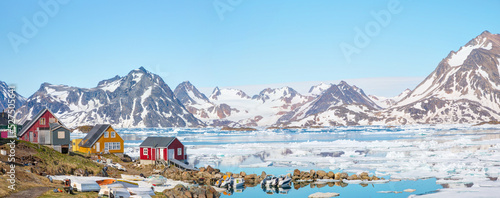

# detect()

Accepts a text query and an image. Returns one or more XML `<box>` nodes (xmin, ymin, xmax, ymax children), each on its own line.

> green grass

<box><xmin>39</xmin><ymin>190</ymin><xmax>98</xmax><ymax>198</ymax></box>
<box><xmin>21</xmin><ymin>140</ymin><xmax>104</xmax><ymax>175</ymax></box>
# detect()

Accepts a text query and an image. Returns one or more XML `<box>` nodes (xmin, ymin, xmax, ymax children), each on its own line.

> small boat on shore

<box><xmin>232</xmin><ymin>178</ymin><xmax>245</xmax><ymax>188</ymax></box>
<box><xmin>121</xmin><ymin>174</ymin><xmax>145</xmax><ymax>181</ymax></box>
<box><xmin>215</xmin><ymin>174</ymin><xmax>245</xmax><ymax>189</ymax></box>
<box><xmin>72</xmin><ymin>180</ymin><xmax>101</xmax><ymax>192</ymax></box>
<box><xmin>261</xmin><ymin>175</ymin><xmax>278</xmax><ymax>186</ymax></box>
<box><xmin>147</xmin><ymin>175</ymin><xmax>168</xmax><ymax>186</ymax></box>
<box><xmin>277</xmin><ymin>175</ymin><xmax>292</xmax><ymax>187</ymax></box>
<box><xmin>98</xmin><ymin>183</ymin><xmax>131</xmax><ymax>198</ymax></box>
<box><xmin>261</xmin><ymin>175</ymin><xmax>291</xmax><ymax>187</ymax></box>
<box><xmin>96</xmin><ymin>179</ymin><xmax>116</xmax><ymax>186</ymax></box>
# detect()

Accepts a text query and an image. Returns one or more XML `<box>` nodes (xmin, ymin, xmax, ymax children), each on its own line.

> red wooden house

<box><xmin>18</xmin><ymin>108</ymin><xmax>71</xmax><ymax>153</ymax></box>
<box><xmin>139</xmin><ymin>137</ymin><xmax>186</xmax><ymax>165</ymax></box>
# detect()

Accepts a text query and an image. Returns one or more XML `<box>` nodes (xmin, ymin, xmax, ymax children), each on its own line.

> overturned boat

<box><xmin>260</xmin><ymin>175</ymin><xmax>278</xmax><ymax>187</ymax></box>
<box><xmin>96</xmin><ymin>179</ymin><xmax>117</xmax><ymax>186</ymax></box>
<box><xmin>121</xmin><ymin>174</ymin><xmax>145</xmax><ymax>181</ymax></box>
<box><xmin>277</xmin><ymin>175</ymin><xmax>292</xmax><ymax>187</ymax></box>
<box><xmin>261</xmin><ymin>175</ymin><xmax>291</xmax><ymax>187</ymax></box>
<box><xmin>146</xmin><ymin>175</ymin><xmax>168</xmax><ymax>186</ymax></box>
<box><xmin>215</xmin><ymin>174</ymin><xmax>245</xmax><ymax>189</ymax></box>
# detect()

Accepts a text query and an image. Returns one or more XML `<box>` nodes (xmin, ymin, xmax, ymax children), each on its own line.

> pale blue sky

<box><xmin>1</xmin><ymin>0</ymin><xmax>499</xmax><ymax>97</ymax></box>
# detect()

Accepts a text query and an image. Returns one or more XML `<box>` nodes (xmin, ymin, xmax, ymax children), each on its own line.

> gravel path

<box><xmin>6</xmin><ymin>187</ymin><xmax>52</xmax><ymax>198</ymax></box>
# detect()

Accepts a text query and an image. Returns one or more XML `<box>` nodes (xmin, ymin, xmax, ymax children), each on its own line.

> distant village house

<box><xmin>139</xmin><ymin>137</ymin><xmax>186</xmax><ymax>165</ymax></box>
<box><xmin>74</xmin><ymin>124</ymin><xmax>124</xmax><ymax>154</ymax></box>
<box><xmin>17</xmin><ymin>108</ymin><xmax>70</xmax><ymax>153</ymax></box>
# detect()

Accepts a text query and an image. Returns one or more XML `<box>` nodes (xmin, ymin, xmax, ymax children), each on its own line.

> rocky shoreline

<box><xmin>156</xmin><ymin>165</ymin><xmax>385</xmax><ymax>197</ymax></box>
<box><xmin>162</xmin><ymin>165</ymin><xmax>383</xmax><ymax>185</ymax></box>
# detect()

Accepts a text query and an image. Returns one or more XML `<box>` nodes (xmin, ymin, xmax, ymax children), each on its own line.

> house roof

<box><xmin>49</xmin><ymin>123</ymin><xmax>68</xmax><ymax>131</ymax></box>
<box><xmin>79</xmin><ymin>124</ymin><xmax>111</xmax><ymax>148</ymax></box>
<box><xmin>139</xmin><ymin>137</ymin><xmax>177</xmax><ymax>148</ymax></box>
<box><xmin>22</xmin><ymin>120</ymin><xmax>31</xmax><ymax>126</ymax></box>
<box><xmin>18</xmin><ymin>108</ymin><xmax>64</xmax><ymax>137</ymax></box>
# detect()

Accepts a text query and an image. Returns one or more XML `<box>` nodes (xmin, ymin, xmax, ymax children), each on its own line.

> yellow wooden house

<box><xmin>76</xmin><ymin>124</ymin><xmax>124</xmax><ymax>154</ymax></box>
<box><xmin>71</xmin><ymin>138</ymin><xmax>83</xmax><ymax>152</ymax></box>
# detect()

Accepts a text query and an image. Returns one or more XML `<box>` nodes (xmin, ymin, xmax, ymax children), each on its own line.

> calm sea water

<box><xmin>70</xmin><ymin>125</ymin><xmax>500</xmax><ymax>197</ymax></box>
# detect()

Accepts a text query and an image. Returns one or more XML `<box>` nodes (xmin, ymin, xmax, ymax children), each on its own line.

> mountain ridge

<box><xmin>15</xmin><ymin>67</ymin><xmax>205</xmax><ymax>128</ymax></box>
<box><xmin>5</xmin><ymin>31</ymin><xmax>500</xmax><ymax>128</ymax></box>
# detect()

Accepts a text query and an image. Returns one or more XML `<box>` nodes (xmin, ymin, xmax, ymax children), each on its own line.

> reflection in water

<box><xmin>222</xmin><ymin>187</ymin><xmax>245</xmax><ymax>196</ymax></box>
<box><xmin>262</xmin><ymin>186</ymin><xmax>291</xmax><ymax>195</ymax></box>
<box><xmin>293</xmin><ymin>181</ymin><xmax>349</xmax><ymax>190</ymax></box>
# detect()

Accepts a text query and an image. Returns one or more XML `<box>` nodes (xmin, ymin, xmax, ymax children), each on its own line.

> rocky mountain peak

<box><xmin>210</xmin><ymin>88</ymin><xmax>249</xmax><ymax>101</ymax></box>
<box><xmin>475</xmin><ymin>30</ymin><xmax>494</xmax><ymax>41</ymax></box>
<box><xmin>387</xmin><ymin>31</ymin><xmax>500</xmax><ymax>125</ymax></box>
<box><xmin>308</xmin><ymin>82</ymin><xmax>332</xmax><ymax>96</ymax></box>
<box><xmin>253</xmin><ymin>86</ymin><xmax>300</xmax><ymax>102</ymax></box>
<box><xmin>0</xmin><ymin>81</ymin><xmax>26</xmax><ymax>111</ymax></box>
<box><xmin>39</xmin><ymin>82</ymin><xmax>52</xmax><ymax>90</ymax></box>
<box><xmin>98</xmin><ymin>75</ymin><xmax>121</xmax><ymax>86</ymax></box>
<box><xmin>210</xmin><ymin>87</ymin><xmax>221</xmax><ymax>100</ymax></box>
<box><xmin>174</xmin><ymin>81</ymin><xmax>210</xmax><ymax>105</ymax></box>
<box><xmin>16</xmin><ymin>67</ymin><xmax>204</xmax><ymax>128</ymax></box>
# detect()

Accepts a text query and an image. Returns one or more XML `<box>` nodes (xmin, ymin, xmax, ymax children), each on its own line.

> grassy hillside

<box><xmin>0</xmin><ymin>139</ymin><xmax>105</xmax><ymax>196</ymax></box>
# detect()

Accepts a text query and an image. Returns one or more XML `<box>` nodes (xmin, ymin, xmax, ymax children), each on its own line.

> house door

<box><xmin>168</xmin><ymin>149</ymin><xmax>174</xmax><ymax>159</ymax></box>
<box><xmin>96</xmin><ymin>142</ymin><xmax>100</xmax><ymax>152</ymax></box>
<box><xmin>29</xmin><ymin>132</ymin><xmax>33</xmax><ymax>142</ymax></box>
<box><xmin>159</xmin><ymin>148</ymin><xmax>164</xmax><ymax>160</ymax></box>
<box><xmin>156</xmin><ymin>148</ymin><xmax>160</xmax><ymax>160</ymax></box>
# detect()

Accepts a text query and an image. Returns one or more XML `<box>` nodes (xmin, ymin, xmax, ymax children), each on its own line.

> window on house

<box><xmin>104</xmin><ymin>142</ymin><xmax>109</xmax><ymax>151</ymax></box>
<box><xmin>111</xmin><ymin>131</ymin><xmax>115</xmax><ymax>138</ymax></box>
<box><xmin>177</xmin><ymin>148</ymin><xmax>182</xmax><ymax>155</ymax></box>
<box><xmin>143</xmin><ymin>148</ymin><xmax>148</xmax><ymax>155</ymax></box>
<box><xmin>113</xmin><ymin>142</ymin><xmax>120</xmax><ymax>150</ymax></box>
<box><xmin>104</xmin><ymin>131</ymin><xmax>109</xmax><ymax>138</ymax></box>
<box><xmin>40</xmin><ymin>118</ymin><xmax>45</xmax><ymax>125</ymax></box>
<box><xmin>58</xmin><ymin>131</ymin><xmax>65</xmax><ymax>139</ymax></box>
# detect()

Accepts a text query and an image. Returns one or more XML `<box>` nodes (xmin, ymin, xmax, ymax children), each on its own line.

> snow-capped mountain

<box><xmin>383</xmin><ymin>31</ymin><xmax>500</xmax><ymax>124</ymax></box>
<box><xmin>174</xmin><ymin>82</ymin><xmax>313</xmax><ymax>126</ymax></box>
<box><xmin>308</xmin><ymin>82</ymin><xmax>333</xmax><ymax>96</ymax></box>
<box><xmin>174</xmin><ymin>81</ymin><xmax>210</xmax><ymax>106</ymax></box>
<box><xmin>173</xmin><ymin>82</ymin><xmax>234</xmax><ymax>122</ymax></box>
<box><xmin>0</xmin><ymin>81</ymin><xmax>26</xmax><ymax>111</ymax></box>
<box><xmin>16</xmin><ymin>67</ymin><xmax>204</xmax><ymax>128</ymax></box>
<box><xmin>276</xmin><ymin>81</ymin><xmax>381</xmax><ymax>127</ymax></box>
<box><xmin>369</xmin><ymin>88</ymin><xmax>411</xmax><ymax>109</ymax></box>
<box><xmin>12</xmin><ymin>31</ymin><xmax>500</xmax><ymax>128</ymax></box>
